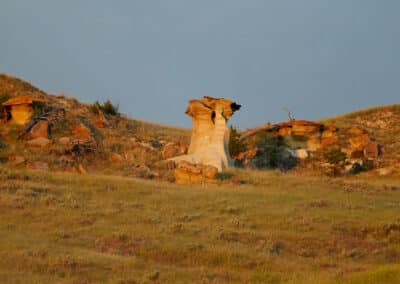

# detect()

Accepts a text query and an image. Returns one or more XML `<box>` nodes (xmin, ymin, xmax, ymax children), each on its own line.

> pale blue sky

<box><xmin>1</xmin><ymin>1</ymin><xmax>399</xmax><ymax>128</ymax></box>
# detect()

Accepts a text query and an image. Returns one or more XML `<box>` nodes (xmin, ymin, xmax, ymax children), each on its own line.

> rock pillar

<box><xmin>171</xmin><ymin>96</ymin><xmax>240</xmax><ymax>171</ymax></box>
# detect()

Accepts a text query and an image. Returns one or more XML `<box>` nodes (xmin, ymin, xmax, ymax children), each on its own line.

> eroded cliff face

<box><xmin>171</xmin><ymin>96</ymin><xmax>241</xmax><ymax>172</ymax></box>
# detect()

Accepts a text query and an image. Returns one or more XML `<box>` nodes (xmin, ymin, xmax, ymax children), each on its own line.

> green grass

<box><xmin>1</xmin><ymin>167</ymin><xmax>400</xmax><ymax>283</ymax></box>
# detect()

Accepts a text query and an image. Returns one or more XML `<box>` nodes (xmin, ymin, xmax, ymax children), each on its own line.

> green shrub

<box><xmin>90</xmin><ymin>100</ymin><xmax>119</xmax><ymax>116</ymax></box>
<box><xmin>229</xmin><ymin>126</ymin><xmax>246</xmax><ymax>157</ymax></box>
<box><xmin>100</xmin><ymin>100</ymin><xmax>119</xmax><ymax>115</ymax></box>
<box><xmin>0</xmin><ymin>91</ymin><xmax>11</xmax><ymax>119</ymax></box>
<box><xmin>216</xmin><ymin>171</ymin><xmax>235</xmax><ymax>181</ymax></box>
<box><xmin>323</xmin><ymin>147</ymin><xmax>346</xmax><ymax>165</ymax></box>
<box><xmin>252</xmin><ymin>133</ymin><xmax>297</xmax><ymax>171</ymax></box>
<box><xmin>32</xmin><ymin>104</ymin><xmax>45</xmax><ymax>117</ymax></box>
<box><xmin>89</xmin><ymin>101</ymin><xmax>101</xmax><ymax>115</ymax></box>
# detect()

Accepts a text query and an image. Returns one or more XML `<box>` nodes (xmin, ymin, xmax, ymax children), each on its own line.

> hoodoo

<box><xmin>171</xmin><ymin>96</ymin><xmax>241</xmax><ymax>172</ymax></box>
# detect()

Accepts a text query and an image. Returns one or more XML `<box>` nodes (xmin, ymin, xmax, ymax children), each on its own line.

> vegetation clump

<box><xmin>252</xmin><ymin>133</ymin><xmax>297</xmax><ymax>171</ymax></box>
<box><xmin>90</xmin><ymin>100</ymin><xmax>119</xmax><ymax>116</ymax></box>
<box><xmin>323</xmin><ymin>147</ymin><xmax>347</xmax><ymax>166</ymax></box>
<box><xmin>0</xmin><ymin>91</ymin><xmax>10</xmax><ymax>119</ymax></box>
<box><xmin>228</xmin><ymin>126</ymin><xmax>246</xmax><ymax>158</ymax></box>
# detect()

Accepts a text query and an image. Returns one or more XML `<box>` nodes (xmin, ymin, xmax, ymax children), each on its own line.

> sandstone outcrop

<box><xmin>162</xmin><ymin>142</ymin><xmax>188</xmax><ymax>159</ymax></box>
<box><xmin>240</xmin><ymin>119</ymin><xmax>382</xmax><ymax>175</ymax></box>
<box><xmin>26</xmin><ymin>137</ymin><xmax>51</xmax><ymax>148</ymax></box>
<box><xmin>2</xmin><ymin>95</ymin><xmax>45</xmax><ymax>125</ymax></box>
<box><xmin>174</xmin><ymin>160</ymin><xmax>218</xmax><ymax>184</ymax></box>
<box><xmin>29</xmin><ymin>120</ymin><xmax>50</xmax><ymax>138</ymax></box>
<box><xmin>240</xmin><ymin>120</ymin><xmax>337</xmax><ymax>163</ymax></box>
<box><xmin>170</xmin><ymin>96</ymin><xmax>241</xmax><ymax>171</ymax></box>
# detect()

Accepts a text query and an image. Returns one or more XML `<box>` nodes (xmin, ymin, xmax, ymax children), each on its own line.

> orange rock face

<box><xmin>8</xmin><ymin>104</ymin><xmax>33</xmax><ymax>125</ymax></box>
<box><xmin>26</xmin><ymin>137</ymin><xmax>51</xmax><ymax>148</ymax></box>
<box><xmin>2</xmin><ymin>95</ymin><xmax>34</xmax><ymax>106</ymax></box>
<box><xmin>364</xmin><ymin>141</ymin><xmax>380</xmax><ymax>158</ymax></box>
<box><xmin>91</xmin><ymin>112</ymin><xmax>107</xmax><ymax>128</ymax></box>
<box><xmin>72</xmin><ymin>124</ymin><xmax>92</xmax><ymax>139</ymax></box>
<box><xmin>162</xmin><ymin>142</ymin><xmax>187</xmax><ymax>159</ymax></box>
<box><xmin>2</xmin><ymin>95</ymin><xmax>45</xmax><ymax>125</ymax></box>
<box><xmin>30</xmin><ymin>120</ymin><xmax>49</xmax><ymax>138</ymax></box>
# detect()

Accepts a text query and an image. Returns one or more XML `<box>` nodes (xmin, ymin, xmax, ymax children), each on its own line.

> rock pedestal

<box><xmin>170</xmin><ymin>96</ymin><xmax>241</xmax><ymax>172</ymax></box>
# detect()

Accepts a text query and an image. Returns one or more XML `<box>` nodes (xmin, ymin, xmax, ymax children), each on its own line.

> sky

<box><xmin>0</xmin><ymin>1</ymin><xmax>399</xmax><ymax>129</ymax></box>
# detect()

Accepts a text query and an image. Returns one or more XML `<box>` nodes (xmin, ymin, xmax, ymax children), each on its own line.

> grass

<box><xmin>319</xmin><ymin>103</ymin><xmax>400</xmax><ymax>128</ymax></box>
<box><xmin>1</xmin><ymin>166</ymin><xmax>400</xmax><ymax>283</ymax></box>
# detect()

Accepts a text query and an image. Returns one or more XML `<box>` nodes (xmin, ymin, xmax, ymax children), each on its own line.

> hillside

<box><xmin>0</xmin><ymin>74</ymin><xmax>191</xmax><ymax>179</ymax></box>
<box><xmin>1</xmin><ymin>74</ymin><xmax>399</xmax><ymax>180</ymax></box>
<box><xmin>320</xmin><ymin>104</ymin><xmax>400</xmax><ymax>169</ymax></box>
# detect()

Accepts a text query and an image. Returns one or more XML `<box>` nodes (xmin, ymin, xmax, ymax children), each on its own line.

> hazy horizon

<box><xmin>1</xmin><ymin>1</ymin><xmax>399</xmax><ymax>128</ymax></box>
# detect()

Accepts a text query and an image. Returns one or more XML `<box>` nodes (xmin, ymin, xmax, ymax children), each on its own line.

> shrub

<box><xmin>0</xmin><ymin>91</ymin><xmax>11</xmax><ymax>119</ymax></box>
<box><xmin>252</xmin><ymin>133</ymin><xmax>297</xmax><ymax>171</ymax></box>
<box><xmin>229</xmin><ymin>126</ymin><xmax>246</xmax><ymax>157</ymax></box>
<box><xmin>100</xmin><ymin>100</ymin><xmax>119</xmax><ymax>115</ymax></box>
<box><xmin>216</xmin><ymin>171</ymin><xmax>235</xmax><ymax>181</ymax></box>
<box><xmin>32</xmin><ymin>104</ymin><xmax>45</xmax><ymax>117</ymax></box>
<box><xmin>89</xmin><ymin>101</ymin><xmax>101</xmax><ymax>115</ymax></box>
<box><xmin>90</xmin><ymin>100</ymin><xmax>119</xmax><ymax>116</ymax></box>
<box><xmin>323</xmin><ymin>148</ymin><xmax>346</xmax><ymax>165</ymax></box>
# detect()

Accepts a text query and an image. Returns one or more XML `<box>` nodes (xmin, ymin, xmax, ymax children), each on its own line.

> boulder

<box><xmin>58</xmin><ymin>137</ymin><xmax>71</xmax><ymax>145</ymax></box>
<box><xmin>174</xmin><ymin>161</ymin><xmax>218</xmax><ymax>184</ymax></box>
<box><xmin>10</xmin><ymin>155</ymin><xmax>25</xmax><ymax>166</ymax></box>
<box><xmin>27</xmin><ymin>137</ymin><xmax>51</xmax><ymax>148</ymax></box>
<box><xmin>291</xmin><ymin>149</ymin><xmax>309</xmax><ymax>159</ymax></box>
<box><xmin>78</xmin><ymin>164</ymin><xmax>87</xmax><ymax>174</ymax></box>
<box><xmin>364</xmin><ymin>141</ymin><xmax>380</xmax><ymax>158</ymax></box>
<box><xmin>348</xmin><ymin>134</ymin><xmax>369</xmax><ymax>152</ymax></box>
<box><xmin>321</xmin><ymin>125</ymin><xmax>337</xmax><ymax>138</ymax></box>
<box><xmin>58</xmin><ymin>155</ymin><xmax>74</xmax><ymax>164</ymax></box>
<box><xmin>29</xmin><ymin>120</ymin><xmax>50</xmax><ymax>138</ymax></box>
<box><xmin>110</xmin><ymin>153</ymin><xmax>123</xmax><ymax>162</ymax></box>
<box><xmin>376</xmin><ymin>167</ymin><xmax>394</xmax><ymax>176</ymax></box>
<box><xmin>348</xmin><ymin>126</ymin><xmax>366</xmax><ymax>136</ymax></box>
<box><xmin>321</xmin><ymin>136</ymin><xmax>338</xmax><ymax>147</ymax></box>
<box><xmin>28</xmin><ymin>161</ymin><xmax>49</xmax><ymax>171</ymax></box>
<box><xmin>290</xmin><ymin>120</ymin><xmax>322</xmax><ymax>136</ymax></box>
<box><xmin>278</xmin><ymin>127</ymin><xmax>292</xmax><ymax>136</ymax></box>
<box><xmin>72</xmin><ymin>124</ymin><xmax>92</xmax><ymax>139</ymax></box>
<box><xmin>307</xmin><ymin>138</ymin><xmax>321</xmax><ymax>151</ymax></box>
<box><xmin>162</xmin><ymin>142</ymin><xmax>187</xmax><ymax>159</ymax></box>
<box><xmin>91</xmin><ymin>112</ymin><xmax>107</xmax><ymax>128</ymax></box>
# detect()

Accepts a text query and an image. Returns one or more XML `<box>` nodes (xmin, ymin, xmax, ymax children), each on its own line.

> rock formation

<box><xmin>171</xmin><ymin>96</ymin><xmax>241</xmax><ymax>172</ymax></box>
<box><xmin>2</xmin><ymin>96</ymin><xmax>35</xmax><ymax>125</ymax></box>
<box><xmin>174</xmin><ymin>160</ymin><xmax>218</xmax><ymax>184</ymax></box>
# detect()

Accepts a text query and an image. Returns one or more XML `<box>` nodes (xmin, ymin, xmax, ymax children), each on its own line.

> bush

<box><xmin>0</xmin><ymin>91</ymin><xmax>11</xmax><ymax>119</ymax></box>
<box><xmin>101</xmin><ymin>100</ymin><xmax>119</xmax><ymax>115</ymax></box>
<box><xmin>90</xmin><ymin>100</ymin><xmax>119</xmax><ymax>116</ymax></box>
<box><xmin>252</xmin><ymin>134</ymin><xmax>297</xmax><ymax>171</ymax></box>
<box><xmin>89</xmin><ymin>101</ymin><xmax>101</xmax><ymax>115</ymax></box>
<box><xmin>216</xmin><ymin>171</ymin><xmax>235</xmax><ymax>181</ymax></box>
<box><xmin>229</xmin><ymin>126</ymin><xmax>246</xmax><ymax>157</ymax></box>
<box><xmin>323</xmin><ymin>148</ymin><xmax>346</xmax><ymax>165</ymax></box>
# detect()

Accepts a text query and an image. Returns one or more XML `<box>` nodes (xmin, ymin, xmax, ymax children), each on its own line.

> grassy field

<box><xmin>1</xmin><ymin>167</ymin><xmax>400</xmax><ymax>283</ymax></box>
